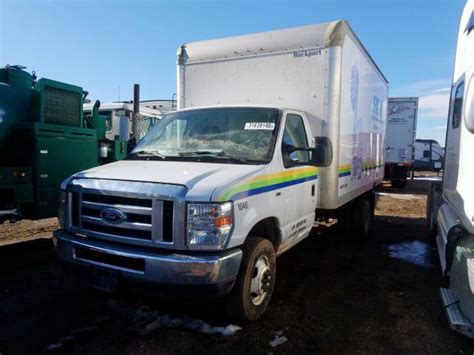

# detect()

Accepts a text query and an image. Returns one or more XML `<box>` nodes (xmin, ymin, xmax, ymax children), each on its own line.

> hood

<box><xmin>70</xmin><ymin>160</ymin><xmax>265</xmax><ymax>202</ymax></box>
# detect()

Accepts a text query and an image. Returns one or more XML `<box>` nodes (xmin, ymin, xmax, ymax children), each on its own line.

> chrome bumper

<box><xmin>54</xmin><ymin>229</ymin><xmax>242</xmax><ymax>287</ymax></box>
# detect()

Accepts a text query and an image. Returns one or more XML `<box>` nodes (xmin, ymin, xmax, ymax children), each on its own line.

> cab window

<box><xmin>452</xmin><ymin>81</ymin><xmax>464</xmax><ymax>129</ymax></box>
<box><xmin>282</xmin><ymin>114</ymin><xmax>309</xmax><ymax>167</ymax></box>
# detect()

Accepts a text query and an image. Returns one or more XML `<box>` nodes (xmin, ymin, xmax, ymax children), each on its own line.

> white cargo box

<box><xmin>384</xmin><ymin>97</ymin><xmax>418</xmax><ymax>165</ymax></box>
<box><xmin>177</xmin><ymin>20</ymin><xmax>388</xmax><ymax>209</ymax></box>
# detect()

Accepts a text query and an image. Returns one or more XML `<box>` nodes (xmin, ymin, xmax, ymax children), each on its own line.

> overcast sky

<box><xmin>0</xmin><ymin>0</ymin><xmax>466</xmax><ymax>144</ymax></box>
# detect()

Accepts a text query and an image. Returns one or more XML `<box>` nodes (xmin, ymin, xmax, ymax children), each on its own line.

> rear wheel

<box><xmin>392</xmin><ymin>179</ymin><xmax>407</xmax><ymax>189</ymax></box>
<box><xmin>352</xmin><ymin>198</ymin><xmax>372</xmax><ymax>239</ymax></box>
<box><xmin>225</xmin><ymin>237</ymin><xmax>276</xmax><ymax>321</ymax></box>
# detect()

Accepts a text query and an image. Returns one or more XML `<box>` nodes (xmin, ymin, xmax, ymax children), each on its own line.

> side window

<box><xmin>281</xmin><ymin>114</ymin><xmax>309</xmax><ymax>167</ymax></box>
<box><xmin>452</xmin><ymin>81</ymin><xmax>465</xmax><ymax>129</ymax></box>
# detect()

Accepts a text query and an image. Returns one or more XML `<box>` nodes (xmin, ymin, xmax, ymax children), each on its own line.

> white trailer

<box><xmin>55</xmin><ymin>20</ymin><xmax>388</xmax><ymax>321</ymax></box>
<box><xmin>427</xmin><ymin>0</ymin><xmax>474</xmax><ymax>338</ymax></box>
<box><xmin>414</xmin><ymin>139</ymin><xmax>444</xmax><ymax>171</ymax></box>
<box><xmin>384</xmin><ymin>97</ymin><xmax>418</xmax><ymax>188</ymax></box>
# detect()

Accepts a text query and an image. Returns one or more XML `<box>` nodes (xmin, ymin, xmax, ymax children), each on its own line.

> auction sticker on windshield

<box><xmin>244</xmin><ymin>122</ymin><xmax>275</xmax><ymax>130</ymax></box>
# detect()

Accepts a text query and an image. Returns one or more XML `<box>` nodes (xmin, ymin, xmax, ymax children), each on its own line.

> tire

<box><xmin>225</xmin><ymin>237</ymin><xmax>276</xmax><ymax>322</ymax></box>
<box><xmin>426</xmin><ymin>182</ymin><xmax>441</xmax><ymax>238</ymax></box>
<box><xmin>336</xmin><ymin>201</ymin><xmax>353</xmax><ymax>235</ymax></box>
<box><xmin>391</xmin><ymin>179</ymin><xmax>407</xmax><ymax>189</ymax></box>
<box><xmin>426</xmin><ymin>193</ymin><xmax>436</xmax><ymax>239</ymax></box>
<box><xmin>351</xmin><ymin>198</ymin><xmax>371</xmax><ymax>239</ymax></box>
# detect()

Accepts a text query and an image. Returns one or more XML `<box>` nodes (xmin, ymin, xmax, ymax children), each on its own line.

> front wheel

<box><xmin>225</xmin><ymin>237</ymin><xmax>276</xmax><ymax>321</ymax></box>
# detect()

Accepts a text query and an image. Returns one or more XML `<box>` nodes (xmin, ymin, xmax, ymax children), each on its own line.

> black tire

<box><xmin>392</xmin><ymin>179</ymin><xmax>407</xmax><ymax>189</ymax></box>
<box><xmin>225</xmin><ymin>237</ymin><xmax>276</xmax><ymax>321</ymax></box>
<box><xmin>336</xmin><ymin>201</ymin><xmax>353</xmax><ymax>235</ymax></box>
<box><xmin>352</xmin><ymin>198</ymin><xmax>372</xmax><ymax>238</ymax></box>
<box><xmin>426</xmin><ymin>182</ymin><xmax>441</xmax><ymax>238</ymax></box>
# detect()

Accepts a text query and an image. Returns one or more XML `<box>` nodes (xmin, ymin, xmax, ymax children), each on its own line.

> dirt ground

<box><xmin>1</xmin><ymin>191</ymin><xmax>473</xmax><ymax>354</ymax></box>
<box><xmin>0</xmin><ymin>217</ymin><xmax>58</xmax><ymax>246</ymax></box>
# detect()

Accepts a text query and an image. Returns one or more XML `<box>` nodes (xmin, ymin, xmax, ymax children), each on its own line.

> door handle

<box><xmin>311</xmin><ymin>184</ymin><xmax>315</xmax><ymax>196</ymax></box>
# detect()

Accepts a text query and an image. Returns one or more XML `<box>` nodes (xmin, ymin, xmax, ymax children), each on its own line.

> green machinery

<box><xmin>0</xmin><ymin>65</ymin><xmax>127</xmax><ymax>222</ymax></box>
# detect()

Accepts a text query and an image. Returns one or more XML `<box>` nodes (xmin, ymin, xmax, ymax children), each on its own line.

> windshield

<box><xmin>131</xmin><ymin>108</ymin><xmax>280</xmax><ymax>163</ymax></box>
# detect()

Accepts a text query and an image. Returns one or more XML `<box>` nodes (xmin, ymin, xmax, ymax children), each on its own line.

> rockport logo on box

<box><xmin>100</xmin><ymin>208</ymin><xmax>127</xmax><ymax>224</ymax></box>
<box><xmin>293</xmin><ymin>49</ymin><xmax>322</xmax><ymax>58</ymax></box>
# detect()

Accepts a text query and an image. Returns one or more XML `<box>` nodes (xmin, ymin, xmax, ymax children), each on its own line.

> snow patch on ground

<box><xmin>106</xmin><ymin>300</ymin><xmax>242</xmax><ymax>336</ymax></box>
<box><xmin>131</xmin><ymin>312</ymin><xmax>242</xmax><ymax>336</ymax></box>
<box><xmin>270</xmin><ymin>329</ymin><xmax>288</xmax><ymax>347</ymax></box>
<box><xmin>386</xmin><ymin>240</ymin><xmax>435</xmax><ymax>268</ymax></box>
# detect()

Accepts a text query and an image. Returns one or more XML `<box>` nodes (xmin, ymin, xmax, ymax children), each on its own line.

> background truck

<box><xmin>414</xmin><ymin>138</ymin><xmax>444</xmax><ymax>172</ymax></box>
<box><xmin>0</xmin><ymin>65</ymin><xmax>151</xmax><ymax>223</ymax></box>
<box><xmin>427</xmin><ymin>0</ymin><xmax>474</xmax><ymax>338</ymax></box>
<box><xmin>54</xmin><ymin>20</ymin><xmax>388</xmax><ymax>321</ymax></box>
<box><xmin>83</xmin><ymin>100</ymin><xmax>175</xmax><ymax>145</ymax></box>
<box><xmin>384</xmin><ymin>97</ymin><xmax>418</xmax><ymax>188</ymax></box>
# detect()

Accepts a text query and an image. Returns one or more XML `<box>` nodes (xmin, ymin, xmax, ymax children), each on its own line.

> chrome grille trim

<box><xmin>81</xmin><ymin>216</ymin><xmax>152</xmax><ymax>232</ymax></box>
<box><xmin>81</xmin><ymin>201</ymin><xmax>152</xmax><ymax>215</ymax></box>
<box><xmin>152</xmin><ymin>200</ymin><xmax>164</xmax><ymax>242</ymax></box>
<box><xmin>66</xmin><ymin>178</ymin><xmax>187</xmax><ymax>250</ymax></box>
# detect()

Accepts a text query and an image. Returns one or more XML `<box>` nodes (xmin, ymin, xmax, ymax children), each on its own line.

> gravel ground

<box><xmin>0</xmin><ymin>192</ymin><xmax>473</xmax><ymax>354</ymax></box>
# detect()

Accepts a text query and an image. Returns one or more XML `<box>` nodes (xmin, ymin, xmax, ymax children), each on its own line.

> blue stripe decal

<box><xmin>230</xmin><ymin>175</ymin><xmax>318</xmax><ymax>201</ymax></box>
<box><xmin>338</xmin><ymin>172</ymin><xmax>351</xmax><ymax>177</ymax></box>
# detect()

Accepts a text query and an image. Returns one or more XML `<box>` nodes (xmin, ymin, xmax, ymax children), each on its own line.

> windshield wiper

<box><xmin>179</xmin><ymin>150</ymin><xmax>248</xmax><ymax>164</ymax></box>
<box><xmin>129</xmin><ymin>150</ymin><xmax>166</xmax><ymax>160</ymax></box>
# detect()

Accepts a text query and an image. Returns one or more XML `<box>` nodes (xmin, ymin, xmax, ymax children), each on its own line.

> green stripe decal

<box><xmin>220</xmin><ymin>168</ymin><xmax>318</xmax><ymax>201</ymax></box>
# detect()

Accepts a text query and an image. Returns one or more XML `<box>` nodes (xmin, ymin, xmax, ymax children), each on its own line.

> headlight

<box><xmin>187</xmin><ymin>202</ymin><xmax>233</xmax><ymax>250</ymax></box>
<box><xmin>58</xmin><ymin>190</ymin><xmax>67</xmax><ymax>228</ymax></box>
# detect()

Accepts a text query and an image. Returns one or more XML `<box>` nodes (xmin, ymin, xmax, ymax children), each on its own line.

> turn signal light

<box><xmin>12</xmin><ymin>171</ymin><xmax>27</xmax><ymax>178</ymax></box>
<box><xmin>214</xmin><ymin>215</ymin><xmax>233</xmax><ymax>228</ymax></box>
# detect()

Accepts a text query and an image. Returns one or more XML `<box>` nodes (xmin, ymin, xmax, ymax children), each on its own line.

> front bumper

<box><xmin>54</xmin><ymin>229</ymin><xmax>242</xmax><ymax>292</ymax></box>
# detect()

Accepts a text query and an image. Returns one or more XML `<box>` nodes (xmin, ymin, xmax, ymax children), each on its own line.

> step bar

<box><xmin>440</xmin><ymin>287</ymin><xmax>474</xmax><ymax>338</ymax></box>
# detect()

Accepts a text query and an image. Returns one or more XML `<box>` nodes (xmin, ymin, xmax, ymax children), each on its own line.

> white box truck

<box><xmin>414</xmin><ymin>139</ymin><xmax>444</xmax><ymax>172</ymax></box>
<box><xmin>54</xmin><ymin>20</ymin><xmax>388</xmax><ymax>321</ymax></box>
<box><xmin>384</xmin><ymin>97</ymin><xmax>418</xmax><ymax>188</ymax></box>
<box><xmin>427</xmin><ymin>0</ymin><xmax>474</xmax><ymax>338</ymax></box>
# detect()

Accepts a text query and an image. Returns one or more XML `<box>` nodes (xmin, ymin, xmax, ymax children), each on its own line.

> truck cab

<box><xmin>83</xmin><ymin>101</ymin><xmax>173</xmax><ymax>142</ymax></box>
<box><xmin>55</xmin><ymin>105</ymin><xmax>330</xmax><ymax>320</ymax></box>
<box><xmin>428</xmin><ymin>0</ymin><xmax>474</xmax><ymax>338</ymax></box>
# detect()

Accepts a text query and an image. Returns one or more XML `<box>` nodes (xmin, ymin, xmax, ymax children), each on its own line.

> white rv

<box><xmin>54</xmin><ymin>21</ymin><xmax>388</xmax><ymax>321</ymax></box>
<box><xmin>384</xmin><ymin>97</ymin><xmax>418</xmax><ymax>188</ymax></box>
<box><xmin>414</xmin><ymin>139</ymin><xmax>444</xmax><ymax>171</ymax></box>
<box><xmin>427</xmin><ymin>0</ymin><xmax>474</xmax><ymax>338</ymax></box>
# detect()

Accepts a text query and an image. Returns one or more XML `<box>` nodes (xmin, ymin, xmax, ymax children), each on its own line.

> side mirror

<box><xmin>310</xmin><ymin>136</ymin><xmax>333</xmax><ymax>167</ymax></box>
<box><xmin>282</xmin><ymin>136</ymin><xmax>333</xmax><ymax>168</ymax></box>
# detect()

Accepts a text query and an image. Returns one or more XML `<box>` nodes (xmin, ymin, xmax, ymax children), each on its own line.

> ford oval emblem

<box><xmin>100</xmin><ymin>208</ymin><xmax>127</xmax><ymax>224</ymax></box>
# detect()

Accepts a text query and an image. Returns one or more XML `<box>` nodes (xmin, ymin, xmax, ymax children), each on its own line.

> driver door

<box><xmin>280</xmin><ymin>111</ymin><xmax>317</xmax><ymax>245</ymax></box>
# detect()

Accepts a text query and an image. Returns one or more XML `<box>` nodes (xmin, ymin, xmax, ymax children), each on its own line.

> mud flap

<box><xmin>440</xmin><ymin>288</ymin><xmax>474</xmax><ymax>338</ymax></box>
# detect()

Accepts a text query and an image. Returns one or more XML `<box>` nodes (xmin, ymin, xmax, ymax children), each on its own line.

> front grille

<box><xmin>43</xmin><ymin>85</ymin><xmax>81</xmax><ymax>127</ymax></box>
<box><xmin>68</xmin><ymin>190</ymin><xmax>175</xmax><ymax>247</ymax></box>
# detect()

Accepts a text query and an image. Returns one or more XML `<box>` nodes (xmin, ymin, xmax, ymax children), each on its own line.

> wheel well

<box><xmin>248</xmin><ymin>217</ymin><xmax>282</xmax><ymax>250</ymax></box>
